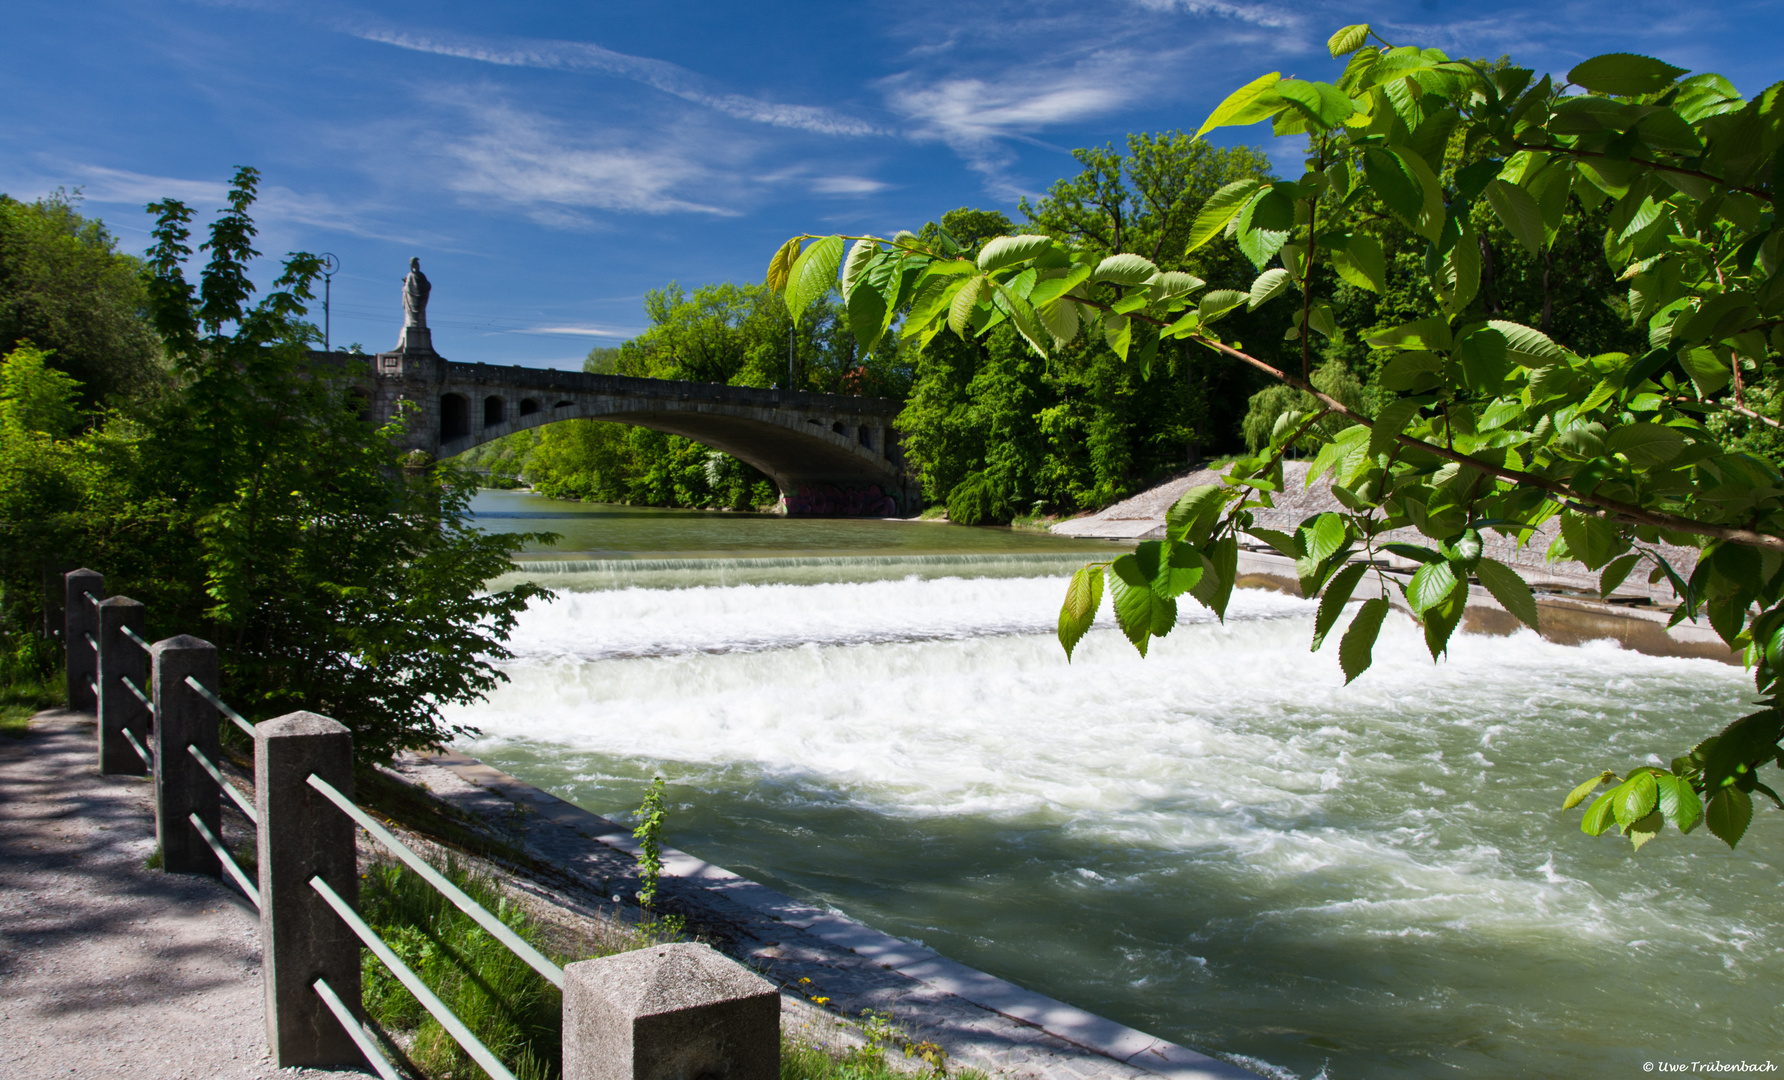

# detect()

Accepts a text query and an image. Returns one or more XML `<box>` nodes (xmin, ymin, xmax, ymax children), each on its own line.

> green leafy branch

<box><xmin>766</xmin><ymin>27</ymin><xmax>1784</xmax><ymax>850</ymax></box>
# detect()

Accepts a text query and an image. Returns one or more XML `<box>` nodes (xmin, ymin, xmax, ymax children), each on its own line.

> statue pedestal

<box><xmin>375</xmin><ymin>326</ymin><xmax>443</xmax><ymax>378</ymax></box>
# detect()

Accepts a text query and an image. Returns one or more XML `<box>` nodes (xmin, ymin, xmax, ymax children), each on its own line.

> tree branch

<box><xmin>1188</xmin><ymin>335</ymin><xmax>1784</xmax><ymax>554</ymax></box>
<box><xmin>1507</xmin><ymin>140</ymin><xmax>1775</xmax><ymax>206</ymax></box>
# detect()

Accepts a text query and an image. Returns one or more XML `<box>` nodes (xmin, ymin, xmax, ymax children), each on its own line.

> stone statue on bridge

<box><xmin>402</xmin><ymin>258</ymin><xmax>431</xmax><ymax>329</ymax></box>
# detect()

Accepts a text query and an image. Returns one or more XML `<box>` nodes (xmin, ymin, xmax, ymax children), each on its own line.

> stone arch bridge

<box><xmin>359</xmin><ymin>346</ymin><xmax>913</xmax><ymax>516</ymax></box>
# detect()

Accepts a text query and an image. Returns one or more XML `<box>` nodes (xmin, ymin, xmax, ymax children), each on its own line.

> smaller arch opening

<box><xmin>484</xmin><ymin>396</ymin><xmax>505</xmax><ymax>428</ymax></box>
<box><xmin>349</xmin><ymin>386</ymin><xmax>373</xmax><ymax>424</ymax></box>
<box><xmin>441</xmin><ymin>393</ymin><xmax>470</xmax><ymax>441</ymax></box>
<box><xmin>831</xmin><ymin>421</ymin><xmax>845</xmax><ymax>435</ymax></box>
<box><xmin>857</xmin><ymin>425</ymin><xmax>873</xmax><ymax>449</ymax></box>
<box><xmin>519</xmin><ymin>398</ymin><xmax>542</xmax><ymax>416</ymax></box>
<box><xmin>553</xmin><ymin>400</ymin><xmax>574</xmax><ymax>409</ymax></box>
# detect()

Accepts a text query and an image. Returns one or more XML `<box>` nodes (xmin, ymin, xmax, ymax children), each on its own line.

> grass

<box><xmin>359</xmin><ymin>856</ymin><xmax>569</xmax><ymax>1080</ymax></box>
<box><xmin>780</xmin><ymin>1024</ymin><xmax>990</xmax><ymax>1080</ymax></box>
<box><xmin>0</xmin><ymin>671</ymin><xmax>62</xmax><ymax>738</ymax></box>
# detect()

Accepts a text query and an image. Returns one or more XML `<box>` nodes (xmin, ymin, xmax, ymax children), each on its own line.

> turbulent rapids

<box><xmin>454</xmin><ymin>493</ymin><xmax>1783</xmax><ymax>1079</ymax></box>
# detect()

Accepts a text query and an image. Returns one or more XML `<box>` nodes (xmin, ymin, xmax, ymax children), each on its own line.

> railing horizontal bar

<box><xmin>122</xmin><ymin>727</ymin><xmax>153</xmax><ymax>769</ymax></box>
<box><xmin>312</xmin><ymin>977</ymin><xmax>403</xmax><ymax>1080</ymax></box>
<box><xmin>87</xmin><ymin>678</ymin><xmax>99</xmax><ymax>699</ymax></box>
<box><xmin>304</xmin><ymin>773</ymin><xmax>564</xmax><ymax>988</ymax></box>
<box><xmin>120</xmin><ymin>624</ymin><xmax>153</xmax><ymax>653</ymax></box>
<box><xmin>120</xmin><ymin>674</ymin><xmax>157</xmax><ymax>715</ymax></box>
<box><xmin>85</xmin><ymin>591</ymin><xmax>100</xmax><ymax>608</ymax></box>
<box><xmin>188</xmin><ymin>744</ymin><xmax>258</xmax><ymax>823</ymax></box>
<box><xmin>85</xmin><ymin>632</ymin><xmax>97</xmax><ymax>653</ymax></box>
<box><xmin>309</xmin><ymin>875</ymin><xmax>519</xmax><ymax>1080</ymax></box>
<box><xmin>184</xmin><ymin>676</ymin><xmax>255</xmax><ymax>738</ymax></box>
<box><xmin>189</xmin><ymin>812</ymin><xmax>259</xmax><ymax>908</ymax></box>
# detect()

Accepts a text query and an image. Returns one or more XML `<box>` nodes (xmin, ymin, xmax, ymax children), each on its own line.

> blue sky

<box><xmin>5</xmin><ymin>0</ymin><xmax>1780</xmax><ymax>366</ymax></box>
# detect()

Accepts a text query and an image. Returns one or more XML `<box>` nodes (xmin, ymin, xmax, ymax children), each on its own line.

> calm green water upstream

<box><xmin>458</xmin><ymin>491</ymin><xmax>1783</xmax><ymax>1079</ymax></box>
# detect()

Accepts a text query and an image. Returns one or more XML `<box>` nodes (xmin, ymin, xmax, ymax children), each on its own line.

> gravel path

<box><xmin>0</xmin><ymin>709</ymin><xmax>364</xmax><ymax>1080</ymax></box>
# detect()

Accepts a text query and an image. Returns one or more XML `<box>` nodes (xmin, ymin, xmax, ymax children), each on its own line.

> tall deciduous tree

<box><xmin>0</xmin><ymin>191</ymin><xmax>160</xmax><ymax>406</ymax></box>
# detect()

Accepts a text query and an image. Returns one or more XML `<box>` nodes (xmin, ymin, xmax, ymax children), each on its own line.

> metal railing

<box><xmin>65</xmin><ymin>570</ymin><xmax>552</xmax><ymax>1080</ymax></box>
<box><xmin>59</xmin><ymin>565</ymin><xmax>775</xmax><ymax>1078</ymax></box>
<box><xmin>306</xmin><ymin>773</ymin><xmax>564</xmax><ymax>988</ymax></box>
<box><xmin>312</xmin><ymin>875</ymin><xmax>516</xmax><ymax>1080</ymax></box>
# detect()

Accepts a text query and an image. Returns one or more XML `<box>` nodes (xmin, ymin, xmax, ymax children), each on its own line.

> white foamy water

<box><xmin>451</xmin><ymin>571</ymin><xmax>1784</xmax><ymax>1079</ymax></box>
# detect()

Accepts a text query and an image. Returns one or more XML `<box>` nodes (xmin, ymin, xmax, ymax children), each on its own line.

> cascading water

<box><xmin>455</xmin><ymin>492</ymin><xmax>1783</xmax><ymax>1079</ymax></box>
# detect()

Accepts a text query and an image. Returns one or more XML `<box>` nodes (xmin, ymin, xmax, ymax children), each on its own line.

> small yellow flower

<box><xmin>812</xmin><ymin>996</ymin><xmax>831</xmax><ymax>1005</ymax></box>
<box><xmin>798</xmin><ymin>977</ymin><xmax>811</xmax><ymax>984</ymax></box>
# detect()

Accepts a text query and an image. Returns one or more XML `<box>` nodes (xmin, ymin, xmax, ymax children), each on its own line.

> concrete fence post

<box><xmin>63</xmin><ymin>568</ymin><xmax>103</xmax><ymax>713</ymax></box>
<box><xmin>562</xmin><ymin>942</ymin><xmax>780</xmax><ymax>1080</ymax></box>
<box><xmin>256</xmin><ymin>711</ymin><xmax>361</xmax><ymax>1067</ymax></box>
<box><xmin>151</xmin><ymin>636</ymin><xmax>221</xmax><ymax>875</ymax></box>
<box><xmin>95</xmin><ymin>597</ymin><xmax>149</xmax><ymax>777</ymax></box>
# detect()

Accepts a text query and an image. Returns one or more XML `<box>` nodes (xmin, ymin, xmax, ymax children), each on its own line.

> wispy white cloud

<box><xmin>343</xmin><ymin>21</ymin><xmax>883</xmax><ymax>137</ymax></box>
<box><xmin>429</xmin><ymin>93</ymin><xmax>744</xmax><ymax>220</ymax></box>
<box><xmin>1125</xmin><ymin>0</ymin><xmax>1302</xmax><ymax>29</ymax></box>
<box><xmin>525</xmin><ymin>324</ymin><xmax>633</xmax><ymax>338</ymax></box>
<box><xmin>2</xmin><ymin>160</ymin><xmax>414</xmax><ymax>242</ymax></box>
<box><xmin>881</xmin><ymin>51</ymin><xmax>1146</xmax><ymax>198</ymax></box>
<box><xmin>810</xmin><ymin>175</ymin><xmax>894</xmax><ymax>196</ymax></box>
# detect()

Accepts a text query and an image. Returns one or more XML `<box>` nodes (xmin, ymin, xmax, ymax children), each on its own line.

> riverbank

<box><xmin>386</xmin><ymin>749</ymin><xmax>1263</xmax><ymax>1080</ymax></box>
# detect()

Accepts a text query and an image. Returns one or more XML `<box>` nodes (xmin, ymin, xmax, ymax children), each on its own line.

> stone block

<box><xmin>151</xmin><ymin>635</ymin><xmax>220</xmax><ymax>875</ymax></box>
<box><xmin>63</xmin><ymin>569</ymin><xmax>103</xmax><ymax>713</ymax></box>
<box><xmin>256</xmin><ymin>710</ymin><xmax>361</xmax><ymax>1067</ymax></box>
<box><xmin>95</xmin><ymin>596</ymin><xmax>148</xmax><ymax>776</ymax></box>
<box><xmin>563</xmin><ymin>942</ymin><xmax>779</xmax><ymax>1080</ymax></box>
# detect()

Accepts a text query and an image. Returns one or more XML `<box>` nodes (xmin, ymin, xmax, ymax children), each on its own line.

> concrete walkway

<box><xmin>0</xmin><ymin>709</ymin><xmax>361</xmax><ymax>1080</ymax></box>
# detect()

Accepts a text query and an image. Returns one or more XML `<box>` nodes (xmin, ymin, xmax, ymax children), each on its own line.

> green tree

<box><xmin>766</xmin><ymin>33</ymin><xmax>1784</xmax><ymax>850</ymax></box>
<box><xmin>0</xmin><ymin>192</ymin><xmax>160</xmax><ymax>406</ymax></box>
<box><xmin>0</xmin><ymin>168</ymin><xmax>550</xmax><ymax>763</ymax></box>
<box><xmin>895</xmin><ymin>137</ymin><xmax>1280</xmax><ymax>519</ymax></box>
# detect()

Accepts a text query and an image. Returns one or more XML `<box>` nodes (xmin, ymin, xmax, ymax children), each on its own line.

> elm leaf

<box><xmin>1312</xmin><ymin>561</ymin><xmax>1370</xmax><ymax>652</ymax></box>
<box><xmin>1580</xmin><ymin>791</ymin><xmax>1618</xmax><ymax>836</ymax></box>
<box><xmin>1614</xmin><ymin>771</ymin><xmax>1658</xmax><ymax>828</ymax></box>
<box><xmin>1474</xmin><ymin>558</ymin><xmax>1539</xmax><ymax>632</ymax></box>
<box><xmin>1705</xmin><ymin>786</ymin><xmax>1753</xmax><ymax>849</ymax></box>
<box><xmin>1568</xmin><ymin>53</ymin><xmax>1688</xmax><ymax>96</ymax></box>
<box><xmin>1195</xmin><ymin>72</ymin><xmax>1285</xmax><ymax>138</ymax></box>
<box><xmin>1563</xmin><ymin>770</ymin><xmax>1616</xmax><ymax>810</ymax></box>
<box><xmin>1058</xmin><ymin>565</ymin><xmax>1104</xmax><ymax>662</ymax></box>
<box><xmin>786</xmin><ymin>235</ymin><xmax>845</xmax><ymax>325</ymax></box>
<box><xmin>1339</xmin><ymin>597</ymin><xmax>1389</xmax><ymax>684</ymax></box>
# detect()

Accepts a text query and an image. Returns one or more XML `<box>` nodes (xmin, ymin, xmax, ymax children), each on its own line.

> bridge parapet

<box><xmin>356</xmin><ymin>348</ymin><xmax>915</xmax><ymax>516</ymax></box>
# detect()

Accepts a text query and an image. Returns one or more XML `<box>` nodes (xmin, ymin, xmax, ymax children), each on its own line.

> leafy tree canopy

<box><xmin>0</xmin><ymin>191</ymin><xmax>161</xmax><ymax>406</ymax></box>
<box><xmin>765</xmin><ymin>31</ymin><xmax>1784</xmax><ymax>852</ymax></box>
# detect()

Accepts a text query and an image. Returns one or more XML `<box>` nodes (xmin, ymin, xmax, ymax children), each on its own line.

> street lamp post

<box><xmin>319</xmin><ymin>253</ymin><xmax>340</xmax><ymax>352</ymax></box>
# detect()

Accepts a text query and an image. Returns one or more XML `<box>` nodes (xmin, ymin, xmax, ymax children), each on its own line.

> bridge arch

<box><xmin>365</xmin><ymin>357</ymin><xmax>912</xmax><ymax>514</ymax></box>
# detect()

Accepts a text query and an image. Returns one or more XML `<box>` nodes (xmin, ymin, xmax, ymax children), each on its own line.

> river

<box><xmin>451</xmin><ymin>489</ymin><xmax>1783</xmax><ymax>1079</ymax></box>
